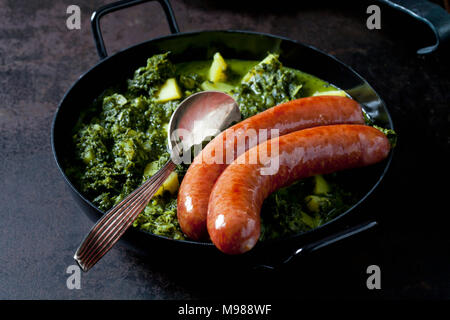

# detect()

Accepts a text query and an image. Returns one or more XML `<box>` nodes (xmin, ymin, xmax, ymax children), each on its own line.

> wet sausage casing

<box><xmin>207</xmin><ymin>124</ymin><xmax>391</xmax><ymax>254</ymax></box>
<box><xmin>177</xmin><ymin>96</ymin><xmax>365</xmax><ymax>240</ymax></box>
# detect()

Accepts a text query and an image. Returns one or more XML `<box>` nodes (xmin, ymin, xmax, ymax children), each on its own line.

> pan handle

<box><xmin>91</xmin><ymin>0</ymin><xmax>180</xmax><ymax>60</ymax></box>
<box><xmin>253</xmin><ymin>220</ymin><xmax>378</xmax><ymax>271</ymax></box>
<box><xmin>376</xmin><ymin>0</ymin><xmax>450</xmax><ymax>54</ymax></box>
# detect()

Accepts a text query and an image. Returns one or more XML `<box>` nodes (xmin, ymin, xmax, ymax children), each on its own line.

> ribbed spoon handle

<box><xmin>74</xmin><ymin>160</ymin><xmax>176</xmax><ymax>271</ymax></box>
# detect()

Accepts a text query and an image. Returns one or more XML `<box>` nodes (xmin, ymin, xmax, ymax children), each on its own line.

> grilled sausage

<box><xmin>177</xmin><ymin>96</ymin><xmax>365</xmax><ymax>240</ymax></box>
<box><xmin>207</xmin><ymin>124</ymin><xmax>390</xmax><ymax>254</ymax></box>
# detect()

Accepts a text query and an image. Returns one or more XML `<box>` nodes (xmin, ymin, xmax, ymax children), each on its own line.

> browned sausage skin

<box><xmin>207</xmin><ymin>125</ymin><xmax>390</xmax><ymax>255</ymax></box>
<box><xmin>177</xmin><ymin>96</ymin><xmax>365</xmax><ymax>240</ymax></box>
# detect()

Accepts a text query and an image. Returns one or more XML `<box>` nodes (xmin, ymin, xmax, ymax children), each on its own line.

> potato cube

<box><xmin>155</xmin><ymin>78</ymin><xmax>182</xmax><ymax>102</ymax></box>
<box><xmin>312</xmin><ymin>90</ymin><xmax>347</xmax><ymax>97</ymax></box>
<box><xmin>154</xmin><ymin>171</ymin><xmax>179</xmax><ymax>197</ymax></box>
<box><xmin>208</xmin><ymin>52</ymin><xmax>228</xmax><ymax>83</ymax></box>
<box><xmin>200</xmin><ymin>80</ymin><xmax>234</xmax><ymax>93</ymax></box>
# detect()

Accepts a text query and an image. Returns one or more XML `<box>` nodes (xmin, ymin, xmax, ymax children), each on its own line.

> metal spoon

<box><xmin>74</xmin><ymin>91</ymin><xmax>240</xmax><ymax>271</ymax></box>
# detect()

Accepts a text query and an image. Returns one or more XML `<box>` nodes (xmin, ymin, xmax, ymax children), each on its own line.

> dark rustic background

<box><xmin>0</xmin><ymin>0</ymin><xmax>449</xmax><ymax>299</ymax></box>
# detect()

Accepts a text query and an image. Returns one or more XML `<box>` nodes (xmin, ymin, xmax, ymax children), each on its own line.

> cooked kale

<box><xmin>234</xmin><ymin>56</ymin><xmax>303</xmax><ymax>119</ymax></box>
<box><xmin>127</xmin><ymin>52</ymin><xmax>175</xmax><ymax>96</ymax></box>
<box><xmin>260</xmin><ymin>174</ymin><xmax>359</xmax><ymax>241</ymax></box>
<box><xmin>373</xmin><ymin>125</ymin><xmax>398</xmax><ymax>148</ymax></box>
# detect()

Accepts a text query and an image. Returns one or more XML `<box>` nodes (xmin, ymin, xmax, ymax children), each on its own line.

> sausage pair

<box><xmin>176</xmin><ymin>96</ymin><xmax>390</xmax><ymax>254</ymax></box>
<box><xmin>207</xmin><ymin>124</ymin><xmax>390</xmax><ymax>254</ymax></box>
<box><xmin>177</xmin><ymin>96</ymin><xmax>365</xmax><ymax>240</ymax></box>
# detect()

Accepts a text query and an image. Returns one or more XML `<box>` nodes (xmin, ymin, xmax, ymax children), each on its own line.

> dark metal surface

<box><xmin>1</xmin><ymin>0</ymin><xmax>449</xmax><ymax>299</ymax></box>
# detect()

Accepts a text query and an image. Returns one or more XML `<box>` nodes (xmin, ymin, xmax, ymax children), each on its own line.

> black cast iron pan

<box><xmin>52</xmin><ymin>0</ymin><xmax>398</xmax><ymax>270</ymax></box>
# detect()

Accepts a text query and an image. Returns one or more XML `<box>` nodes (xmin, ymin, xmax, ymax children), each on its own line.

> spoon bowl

<box><xmin>168</xmin><ymin>91</ymin><xmax>240</xmax><ymax>161</ymax></box>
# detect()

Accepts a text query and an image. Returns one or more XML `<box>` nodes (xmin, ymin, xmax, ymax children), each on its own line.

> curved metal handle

<box><xmin>91</xmin><ymin>0</ymin><xmax>180</xmax><ymax>60</ymax></box>
<box><xmin>254</xmin><ymin>221</ymin><xmax>378</xmax><ymax>271</ymax></box>
<box><xmin>377</xmin><ymin>0</ymin><xmax>450</xmax><ymax>54</ymax></box>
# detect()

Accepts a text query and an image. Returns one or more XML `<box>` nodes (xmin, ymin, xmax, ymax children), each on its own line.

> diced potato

<box><xmin>291</xmin><ymin>84</ymin><xmax>303</xmax><ymax>97</ymax></box>
<box><xmin>120</xmin><ymin>139</ymin><xmax>135</xmax><ymax>160</ymax></box>
<box><xmin>154</xmin><ymin>171</ymin><xmax>179</xmax><ymax>197</ymax></box>
<box><xmin>305</xmin><ymin>195</ymin><xmax>331</xmax><ymax>213</ymax></box>
<box><xmin>143</xmin><ymin>162</ymin><xmax>179</xmax><ymax>197</ymax></box>
<box><xmin>241</xmin><ymin>53</ymin><xmax>279</xmax><ymax>83</ymax></box>
<box><xmin>162</xmin><ymin>123</ymin><xmax>169</xmax><ymax>134</ymax></box>
<box><xmin>143</xmin><ymin>161</ymin><xmax>159</xmax><ymax>177</ymax></box>
<box><xmin>155</xmin><ymin>78</ymin><xmax>182</xmax><ymax>102</ymax></box>
<box><xmin>312</xmin><ymin>90</ymin><xmax>347</xmax><ymax>97</ymax></box>
<box><xmin>300</xmin><ymin>211</ymin><xmax>315</xmax><ymax>228</ymax></box>
<box><xmin>313</xmin><ymin>175</ymin><xmax>331</xmax><ymax>195</ymax></box>
<box><xmin>208</xmin><ymin>52</ymin><xmax>228</xmax><ymax>83</ymax></box>
<box><xmin>200</xmin><ymin>80</ymin><xmax>235</xmax><ymax>93</ymax></box>
<box><xmin>260</xmin><ymin>53</ymin><xmax>279</xmax><ymax>64</ymax></box>
<box><xmin>300</xmin><ymin>211</ymin><xmax>322</xmax><ymax>228</ymax></box>
<box><xmin>82</xmin><ymin>150</ymin><xmax>95</xmax><ymax>164</ymax></box>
